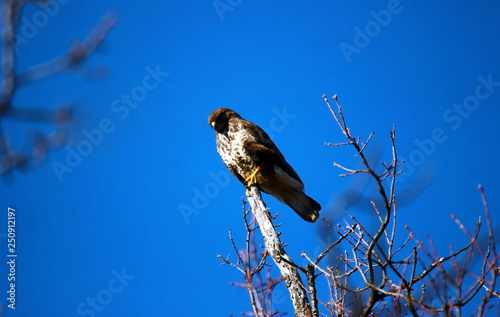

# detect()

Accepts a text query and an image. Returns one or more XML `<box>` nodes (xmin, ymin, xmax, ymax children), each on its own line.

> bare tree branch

<box><xmin>246</xmin><ymin>185</ymin><xmax>311</xmax><ymax>316</ymax></box>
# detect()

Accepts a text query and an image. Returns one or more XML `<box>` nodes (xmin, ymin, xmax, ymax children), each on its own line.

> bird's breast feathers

<box><xmin>216</xmin><ymin>124</ymin><xmax>259</xmax><ymax>179</ymax></box>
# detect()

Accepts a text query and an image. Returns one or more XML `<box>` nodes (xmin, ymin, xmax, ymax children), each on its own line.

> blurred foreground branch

<box><xmin>0</xmin><ymin>0</ymin><xmax>117</xmax><ymax>179</ymax></box>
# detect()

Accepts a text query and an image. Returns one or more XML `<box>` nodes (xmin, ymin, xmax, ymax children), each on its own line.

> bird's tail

<box><xmin>285</xmin><ymin>191</ymin><xmax>321</xmax><ymax>223</ymax></box>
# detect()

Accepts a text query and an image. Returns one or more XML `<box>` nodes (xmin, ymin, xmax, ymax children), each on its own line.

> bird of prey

<box><xmin>208</xmin><ymin>108</ymin><xmax>321</xmax><ymax>222</ymax></box>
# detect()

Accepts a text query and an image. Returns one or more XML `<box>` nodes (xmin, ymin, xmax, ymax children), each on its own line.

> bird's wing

<box><xmin>242</xmin><ymin>119</ymin><xmax>303</xmax><ymax>184</ymax></box>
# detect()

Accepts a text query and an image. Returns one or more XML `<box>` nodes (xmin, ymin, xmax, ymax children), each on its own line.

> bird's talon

<box><xmin>245</xmin><ymin>166</ymin><xmax>260</xmax><ymax>187</ymax></box>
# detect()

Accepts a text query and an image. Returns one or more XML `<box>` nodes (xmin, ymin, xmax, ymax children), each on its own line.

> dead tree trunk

<box><xmin>246</xmin><ymin>185</ymin><xmax>311</xmax><ymax>317</ymax></box>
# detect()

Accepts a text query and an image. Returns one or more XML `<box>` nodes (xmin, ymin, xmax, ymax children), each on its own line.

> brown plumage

<box><xmin>208</xmin><ymin>108</ymin><xmax>321</xmax><ymax>222</ymax></box>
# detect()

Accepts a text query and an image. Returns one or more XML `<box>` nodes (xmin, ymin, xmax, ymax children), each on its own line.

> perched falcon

<box><xmin>208</xmin><ymin>108</ymin><xmax>321</xmax><ymax>223</ymax></box>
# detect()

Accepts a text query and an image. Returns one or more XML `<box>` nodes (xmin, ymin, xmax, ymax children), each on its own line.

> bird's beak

<box><xmin>211</xmin><ymin>122</ymin><xmax>215</xmax><ymax>128</ymax></box>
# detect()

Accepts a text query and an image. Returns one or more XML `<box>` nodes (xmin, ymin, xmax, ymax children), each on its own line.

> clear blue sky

<box><xmin>1</xmin><ymin>0</ymin><xmax>499</xmax><ymax>316</ymax></box>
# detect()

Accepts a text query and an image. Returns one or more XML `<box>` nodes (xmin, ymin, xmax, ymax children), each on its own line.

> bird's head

<box><xmin>208</xmin><ymin>108</ymin><xmax>241</xmax><ymax>133</ymax></box>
